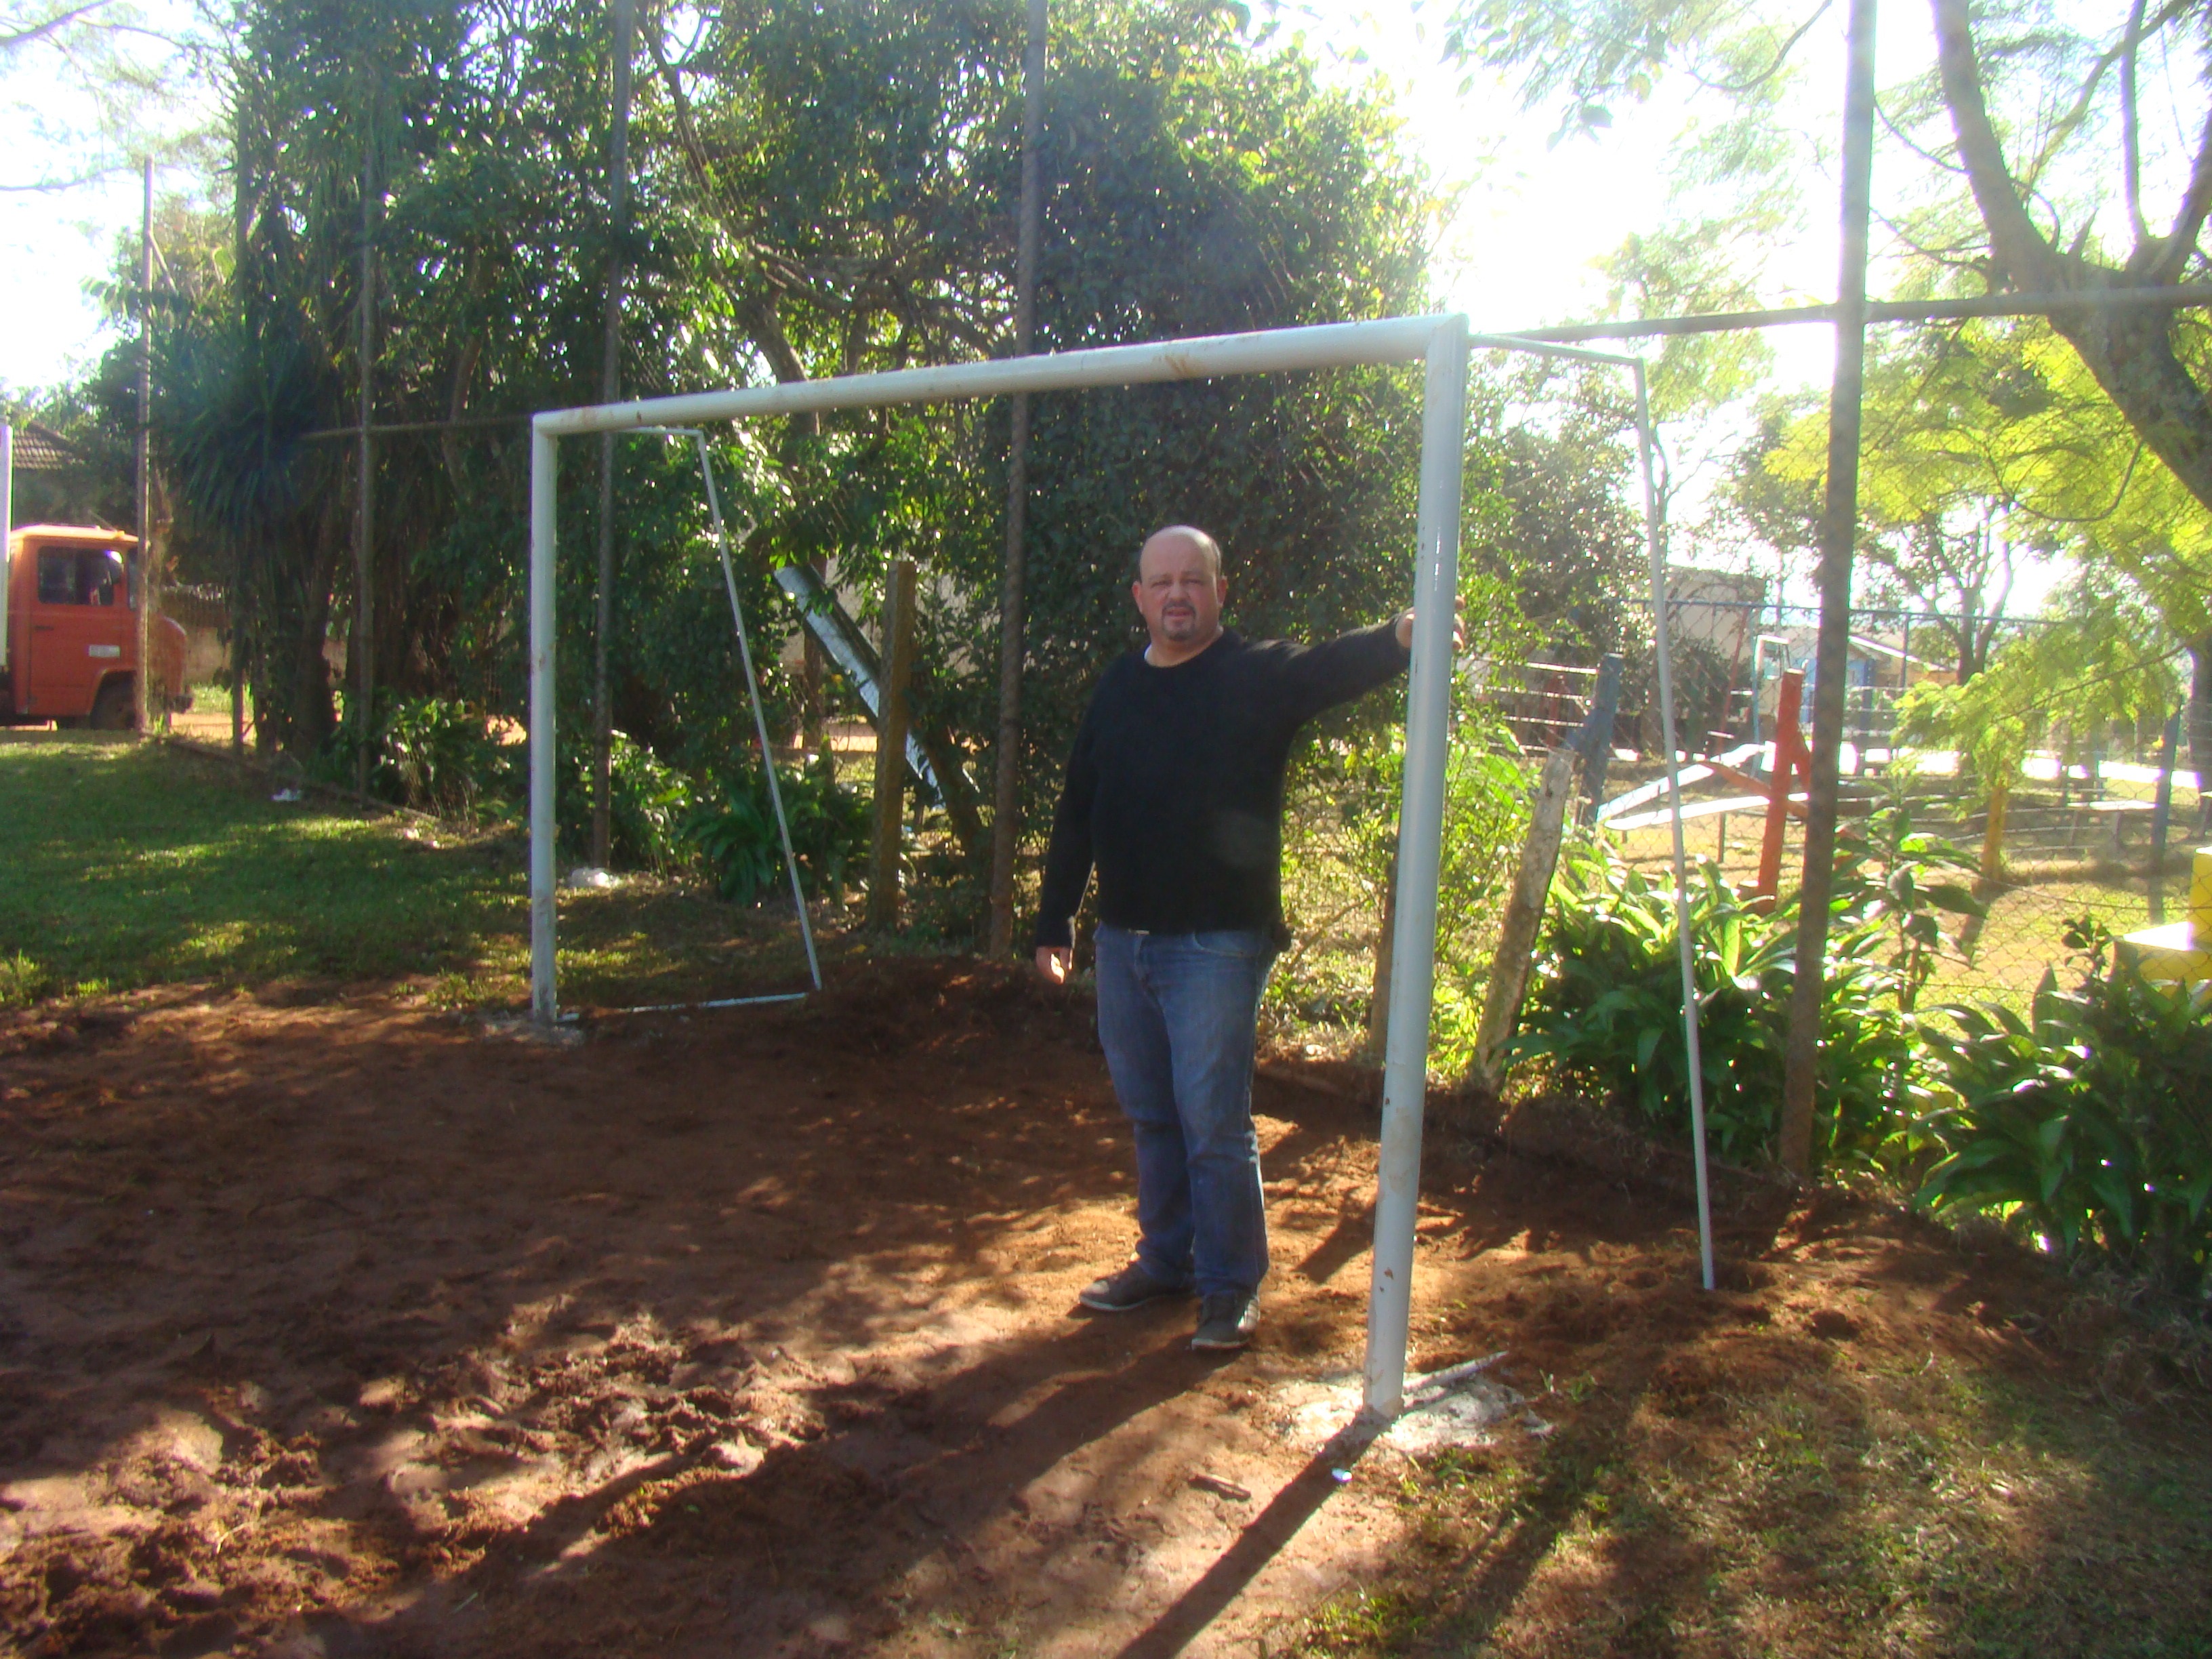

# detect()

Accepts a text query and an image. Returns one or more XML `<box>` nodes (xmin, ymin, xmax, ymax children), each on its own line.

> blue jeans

<box><xmin>1092</xmin><ymin>926</ymin><xmax>1277</xmax><ymax>1298</ymax></box>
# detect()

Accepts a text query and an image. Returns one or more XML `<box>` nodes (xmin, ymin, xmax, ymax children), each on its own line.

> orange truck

<box><xmin>2</xmin><ymin>524</ymin><xmax>188</xmax><ymax>729</ymax></box>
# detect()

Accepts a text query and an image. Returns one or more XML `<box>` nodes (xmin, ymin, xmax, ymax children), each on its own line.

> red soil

<box><xmin>0</xmin><ymin>960</ymin><xmax>2135</xmax><ymax>1657</ymax></box>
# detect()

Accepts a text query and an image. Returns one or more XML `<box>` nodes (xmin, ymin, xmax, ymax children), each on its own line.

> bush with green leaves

<box><xmin>1912</xmin><ymin>921</ymin><xmax>2212</xmax><ymax>1300</ymax></box>
<box><xmin>1274</xmin><ymin>706</ymin><xmax>1532</xmax><ymax>1040</ymax></box>
<box><xmin>382</xmin><ymin>697</ymin><xmax>516</xmax><ymax>819</ymax></box>
<box><xmin>1511</xmin><ymin>853</ymin><xmax>1920</xmax><ymax>1167</ymax></box>
<box><xmin>685</xmin><ymin>758</ymin><xmax>869</xmax><ymax>907</ymax></box>
<box><xmin>552</xmin><ymin>731</ymin><xmax>698</xmax><ymax>873</ymax></box>
<box><xmin>1828</xmin><ymin>796</ymin><xmax>1986</xmax><ymax>1012</ymax></box>
<box><xmin>1509</xmin><ymin>789</ymin><xmax>1992</xmax><ymax>1168</ymax></box>
<box><xmin>321</xmin><ymin>691</ymin><xmax>517</xmax><ymax>821</ymax></box>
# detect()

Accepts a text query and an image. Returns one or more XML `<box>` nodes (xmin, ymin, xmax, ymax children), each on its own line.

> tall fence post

<box><xmin>868</xmin><ymin>558</ymin><xmax>918</xmax><ymax>932</ymax></box>
<box><xmin>986</xmin><ymin>0</ymin><xmax>1050</xmax><ymax>954</ymax></box>
<box><xmin>0</xmin><ymin>424</ymin><xmax>11</xmax><ymax>671</ymax></box>
<box><xmin>136</xmin><ymin>157</ymin><xmax>155</xmax><ymax>737</ymax></box>
<box><xmin>529</xmin><ymin>424</ymin><xmax>559</xmax><ymax>1023</ymax></box>
<box><xmin>1780</xmin><ymin>0</ymin><xmax>1881</xmax><ymax>1180</ymax></box>
<box><xmin>592</xmin><ymin>0</ymin><xmax>634</xmax><ymax>868</ymax></box>
<box><xmin>354</xmin><ymin>120</ymin><xmax>375</xmax><ymax>790</ymax></box>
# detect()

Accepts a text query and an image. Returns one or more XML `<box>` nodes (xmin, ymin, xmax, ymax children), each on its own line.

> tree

<box><xmin>1898</xmin><ymin>569</ymin><xmax>2184</xmax><ymax>873</ymax></box>
<box><xmin>1</xmin><ymin>1</ymin><xmax>216</xmax><ymax>190</ymax></box>
<box><xmin>1738</xmin><ymin>324</ymin><xmax>2042</xmax><ymax>682</ymax></box>
<box><xmin>1464</xmin><ymin>356</ymin><xmax>1647</xmax><ymax>668</ymax></box>
<box><xmin>1447</xmin><ymin>0</ymin><xmax>2212</xmax><ymax>825</ymax></box>
<box><xmin>1927</xmin><ymin>0</ymin><xmax>2212</xmax><ymax>821</ymax></box>
<box><xmin>129</xmin><ymin>0</ymin><xmax>1452</xmax><ymax>889</ymax></box>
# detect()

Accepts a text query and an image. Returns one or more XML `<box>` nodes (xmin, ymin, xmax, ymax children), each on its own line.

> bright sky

<box><xmin>0</xmin><ymin>0</ymin><xmax>2103</xmax><ymax>615</ymax></box>
<box><xmin>1328</xmin><ymin>5</ymin><xmax>1858</xmax><ymax>394</ymax></box>
<box><xmin>0</xmin><ymin>0</ymin><xmax>1872</xmax><ymax>397</ymax></box>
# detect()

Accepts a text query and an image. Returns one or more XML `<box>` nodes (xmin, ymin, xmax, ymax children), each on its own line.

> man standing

<box><xmin>1033</xmin><ymin>525</ymin><xmax>1425</xmax><ymax>1352</ymax></box>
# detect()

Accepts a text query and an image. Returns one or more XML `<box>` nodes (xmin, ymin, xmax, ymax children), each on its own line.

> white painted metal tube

<box><xmin>606</xmin><ymin>991</ymin><xmax>808</xmax><ymax>1015</ymax></box>
<box><xmin>1633</xmin><ymin>363</ymin><xmax>1717</xmax><ymax>1292</ymax></box>
<box><xmin>532</xmin><ymin>315</ymin><xmax>1459</xmax><ymax>437</ymax></box>
<box><xmin>1</xmin><ymin>423</ymin><xmax>12</xmax><ymax>672</ymax></box>
<box><xmin>1467</xmin><ymin>333</ymin><xmax>1643</xmax><ymax>371</ymax></box>
<box><xmin>529</xmin><ymin>425</ymin><xmax>559</xmax><ymax>1022</ymax></box>
<box><xmin>695</xmin><ymin>434</ymin><xmax>821</xmax><ymax>991</ymax></box>
<box><xmin>1364</xmin><ymin>316</ymin><xmax>1471</xmax><ymax>1419</ymax></box>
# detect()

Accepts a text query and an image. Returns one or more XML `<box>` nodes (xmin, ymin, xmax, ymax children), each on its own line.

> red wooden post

<box><xmin>1751</xmin><ymin>670</ymin><xmax>1811</xmax><ymax>904</ymax></box>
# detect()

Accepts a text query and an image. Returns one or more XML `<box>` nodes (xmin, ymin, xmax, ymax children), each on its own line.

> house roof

<box><xmin>5</xmin><ymin>422</ymin><xmax>89</xmax><ymax>472</ymax></box>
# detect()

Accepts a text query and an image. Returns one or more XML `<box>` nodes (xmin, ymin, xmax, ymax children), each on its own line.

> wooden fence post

<box><xmin>1361</xmin><ymin>855</ymin><xmax>1399</xmax><ymax>1062</ymax></box>
<box><xmin>1472</xmin><ymin>745</ymin><xmax>1580</xmax><ymax>1092</ymax></box>
<box><xmin>867</xmin><ymin>558</ymin><xmax>918</xmax><ymax>930</ymax></box>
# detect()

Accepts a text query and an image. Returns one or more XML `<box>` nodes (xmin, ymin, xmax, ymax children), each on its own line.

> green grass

<box><xmin>1280</xmin><ymin>1346</ymin><xmax>2212</xmax><ymax>1658</ymax></box>
<box><xmin>0</xmin><ymin>739</ymin><xmax>526</xmax><ymax>1004</ymax></box>
<box><xmin>0</xmin><ymin>739</ymin><xmax>831</xmax><ymax>1010</ymax></box>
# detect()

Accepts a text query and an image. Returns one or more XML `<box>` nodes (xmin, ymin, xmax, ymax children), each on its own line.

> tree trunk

<box><xmin>867</xmin><ymin>559</ymin><xmax>918</xmax><ymax>932</ymax></box>
<box><xmin>1934</xmin><ymin>0</ymin><xmax>2212</xmax><ymax>518</ymax></box>
<box><xmin>1779</xmin><ymin>0</ymin><xmax>1879</xmax><ymax>1181</ymax></box>
<box><xmin>1980</xmin><ymin>774</ymin><xmax>2009</xmax><ymax>882</ymax></box>
<box><xmin>802</xmin><ymin>560</ymin><xmax>827</xmax><ymax>759</ymax></box>
<box><xmin>985</xmin><ymin>0</ymin><xmax>1050</xmax><ymax>955</ymax></box>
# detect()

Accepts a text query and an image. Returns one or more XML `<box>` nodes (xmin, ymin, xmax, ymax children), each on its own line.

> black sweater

<box><xmin>1031</xmin><ymin>624</ymin><xmax>1411</xmax><ymax>950</ymax></box>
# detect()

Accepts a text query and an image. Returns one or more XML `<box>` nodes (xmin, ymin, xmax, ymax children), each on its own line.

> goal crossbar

<box><xmin>525</xmin><ymin>311</ymin><xmax>1710</xmax><ymax>1418</ymax></box>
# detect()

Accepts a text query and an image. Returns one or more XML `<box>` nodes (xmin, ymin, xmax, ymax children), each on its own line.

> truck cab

<box><xmin>2</xmin><ymin>525</ymin><xmax>187</xmax><ymax>729</ymax></box>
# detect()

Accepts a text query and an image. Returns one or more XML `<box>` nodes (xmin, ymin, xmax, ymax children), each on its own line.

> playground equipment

<box><xmin>527</xmin><ymin>313</ymin><xmax>1716</xmax><ymax>1420</ymax></box>
<box><xmin>771</xmin><ymin>560</ymin><xmax>987</xmax><ymax>857</ymax></box>
<box><xmin>2122</xmin><ymin>846</ymin><xmax>2212</xmax><ymax>985</ymax></box>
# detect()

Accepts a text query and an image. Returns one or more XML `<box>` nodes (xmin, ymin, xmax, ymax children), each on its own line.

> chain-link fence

<box><xmin>1597</xmin><ymin>789</ymin><xmax>2187</xmax><ymax>1008</ymax></box>
<box><xmin>1264</xmin><ymin>594</ymin><xmax>2198</xmax><ymax>1052</ymax></box>
<box><xmin>1488</xmin><ymin>594</ymin><xmax>2200</xmax><ymax>1009</ymax></box>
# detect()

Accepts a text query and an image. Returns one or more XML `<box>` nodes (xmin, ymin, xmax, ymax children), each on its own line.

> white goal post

<box><xmin>527</xmin><ymin>312</ymin><xmax>1713</xmax><ymax>1418</ymax></box>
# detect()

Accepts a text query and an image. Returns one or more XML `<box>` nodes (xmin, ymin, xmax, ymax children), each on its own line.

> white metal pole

<box><xmin>695</xmin><ymin>434</ymin><xmax>821</xmax><ymax>989</ymax></box>
<box><xmin>535</xmin><ymin>316</ymin><xmax>1459</xmax><ymax>437</ymax></box>
<box><xmin>1634</xmin><ymin>363</ymin><xmax>1717</xmax><ymax>1292</ymax></box>
<box><xmin>1</xmin><ymin>422</ymin><xmax>12</xmax><ymax>672</ymax></box>
<box><xmin>529</xmin><ymin>422</ymin><xmax>560</xmax><ymax>1022</ymax></box>
<box><xmin>1363</xmin><ymin>315</ymin><xmax>1470</xmax><ymax>1420</ymax></box>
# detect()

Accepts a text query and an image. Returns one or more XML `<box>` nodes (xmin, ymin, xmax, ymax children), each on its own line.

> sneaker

<box><xmin>1191</xmin><ymin>1292</ymin><xmax>1260</xmax><ymax>1351</ymax></box>
<box><xmin>1078</xmin><ymin>1261</ymin><xmax>1190</xmax><ymax>1313</ymax></box>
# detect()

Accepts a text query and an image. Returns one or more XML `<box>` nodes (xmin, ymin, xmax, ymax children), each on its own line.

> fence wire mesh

<box><xmin>1267</xmin><ymin>593</ymin><xmax>2199</xmax><ymax>1059</ymax></box>
<box><xmin>1514</xmin><ymin>592</ymin><xmax>2200</xmax><ymax>1010</ymax></box>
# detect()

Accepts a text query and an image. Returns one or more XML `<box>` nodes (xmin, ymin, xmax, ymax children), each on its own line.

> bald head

<box><xmin>1132</xmin><ymin>525</ymin><xmax>1228</xmax><ymax>665</ymax></box>
<box><xmin>1138</xmin><ymin>525</ymin><xmax>1221</xmax><ymax>581</ymax></box>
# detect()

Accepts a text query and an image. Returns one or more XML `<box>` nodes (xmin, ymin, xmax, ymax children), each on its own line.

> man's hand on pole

<box><xmin>1036</xmin><ymin>945</ymin><xmax>1073</xmax><ymax>985</ymax></box>
<box><xmin>1395</xmin><ymin>598</ymin><xmax>1468</xmax><ymax>653</ymax></box>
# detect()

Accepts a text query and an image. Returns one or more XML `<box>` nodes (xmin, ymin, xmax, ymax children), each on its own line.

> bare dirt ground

<box><xmin>0</xmin><ymin>960</ymin><xmax>2199</xmax><ymax>1657</ymax></box>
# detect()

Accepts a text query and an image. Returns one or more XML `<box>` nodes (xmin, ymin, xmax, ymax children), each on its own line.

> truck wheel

<box><xmin>89</xmin><ymin>679</ymin><xmax>137</xmax><ymax>732</ymax></box>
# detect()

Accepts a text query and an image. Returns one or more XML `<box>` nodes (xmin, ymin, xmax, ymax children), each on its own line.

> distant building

<box><xmin>1665</xmin><ymin>565</ymin><xmax>1766</xmax><ymax>672</ymax></box>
